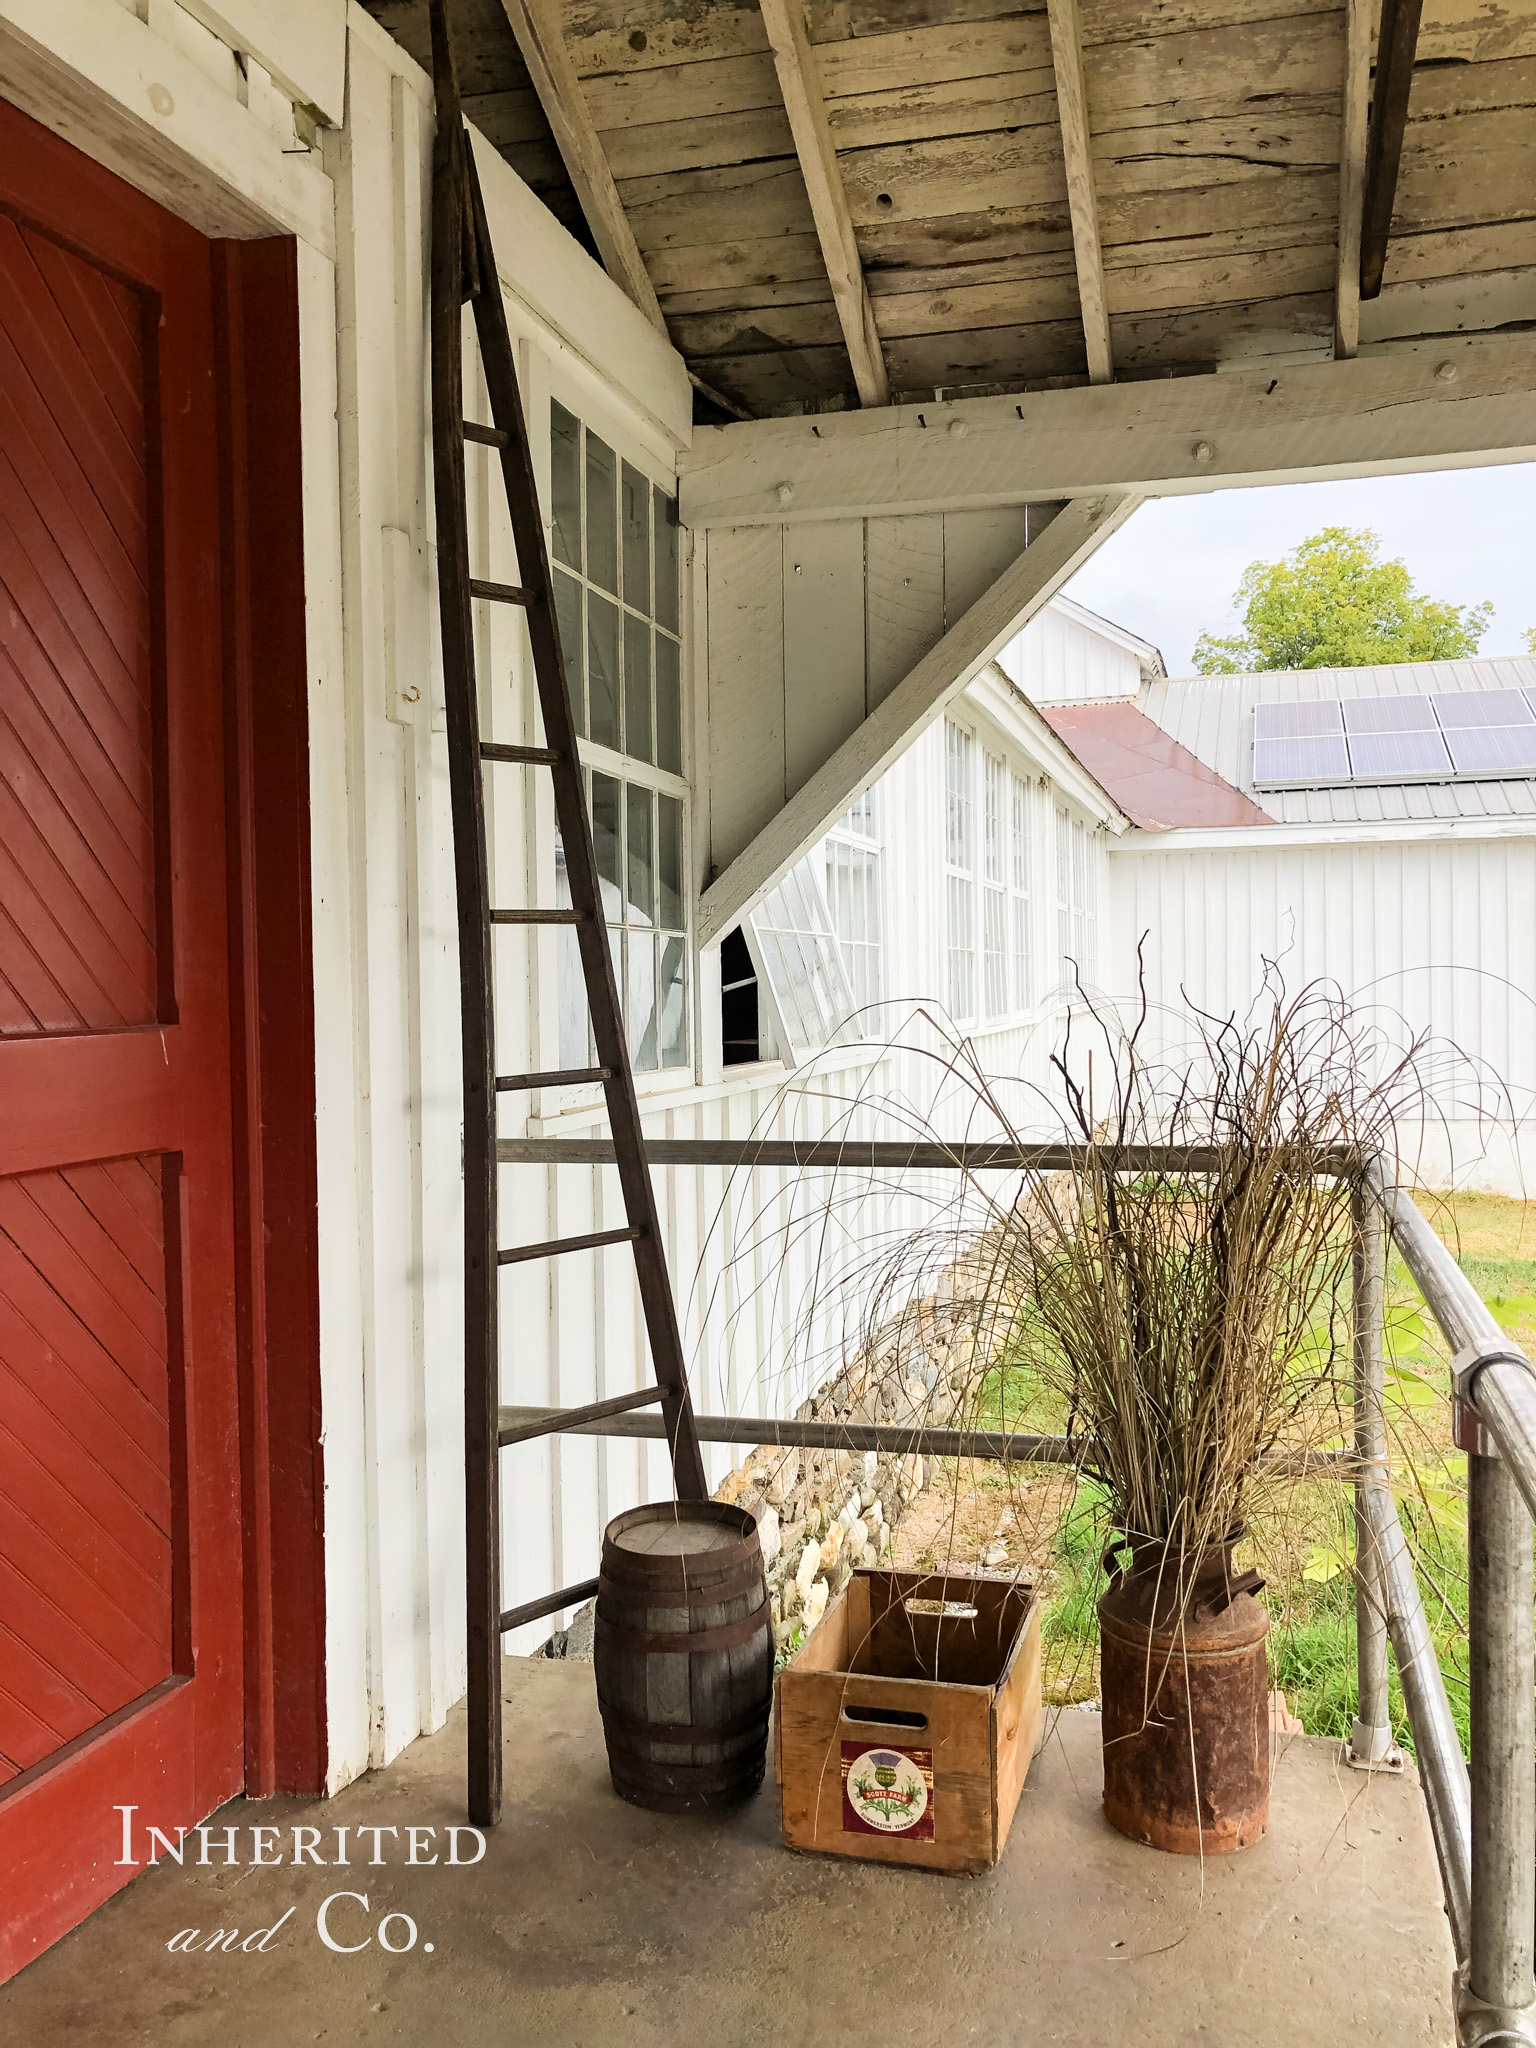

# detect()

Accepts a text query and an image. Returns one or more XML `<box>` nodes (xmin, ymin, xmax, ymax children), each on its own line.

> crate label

<box><xmin>841</xmin><ymin>1743</ymin><xmax>934</xmax><ymax>1838</ymax></box>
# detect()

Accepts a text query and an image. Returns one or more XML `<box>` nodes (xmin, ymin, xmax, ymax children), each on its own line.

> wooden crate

<box><xmin>774</xmin><ymin>1567</ymin><xmax>1042</xmax><ymax>1875</ymax></box>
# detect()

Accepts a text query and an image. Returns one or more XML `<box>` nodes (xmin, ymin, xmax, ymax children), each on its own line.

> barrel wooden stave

<box><xmin>595</xmin><ymin>1502</ymin><xmax>773</xmax><ymax>1813</ymax></box>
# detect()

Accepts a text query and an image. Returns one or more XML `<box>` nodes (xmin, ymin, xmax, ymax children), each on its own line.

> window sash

<box><xmin>750</xmin><ymin>854</ymin><xmax>860</xmax><ymax>1058</ymax></box>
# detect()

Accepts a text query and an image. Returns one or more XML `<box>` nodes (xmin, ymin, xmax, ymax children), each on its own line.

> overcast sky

<box><xmin>1061</xmin><ymin>461</ymin><xmax>1536</xmax><ymax>678</ymax></box>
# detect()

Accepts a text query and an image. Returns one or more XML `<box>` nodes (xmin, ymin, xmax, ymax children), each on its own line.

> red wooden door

<box><xmin>0</xmin><ymin>102</ymin><xmax>243</xmax><ymax>1976</ymax></box>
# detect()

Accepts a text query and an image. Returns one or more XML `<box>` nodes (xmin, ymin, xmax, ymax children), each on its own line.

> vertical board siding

<box><xmin>0</xmin><ymin>1158</ymin><xmax>171</xmax><ymax>1782</ymax></box>
<box><xmin>705</xmin><ymin>526</ymin><xmax>785</xmax><ymax>871</ymax></box>
<box><xmin>0</xmin><ymin>217</ymin><xmax>157</xmax><ymax>1034</ymax></box>
<box><xmin>783</xmin><ymin>520</ymin><xmax>866</xmax><ymax>797</ymax></box>
<box><xmin>1113</xmin><ymin>838</ymin><xmax>1536</xmax><ymax>1188</ymax></box>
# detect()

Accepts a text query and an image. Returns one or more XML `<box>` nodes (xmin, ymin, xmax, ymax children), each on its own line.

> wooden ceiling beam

<box><xmin>1334</xmin><ymin>0</ymin><xmax>1372</xmax><ymax>356</ymax></box>
<box><xmin>757</xmin><ymin>0</ymin><xmax>890</xmax><ymax>409</ymax></box>
<box><xmin>1046</xmin><ymin>0</ymin><xmax>1112</xmax><ymax>386</ymax></box>
<box><xmin>678</xmin><ymin>336</ymin><xmax>1536</xmax><ymax>526</ymax></box>
<box><xmin>1359</xmin><ymin>0</ymin><xmax>1425</xmax><ymax>301</ymax></box>
<box><xmin>495</xmin><ymin>0</ymin><xmax>666</xmax><ymax>332</ymax></box>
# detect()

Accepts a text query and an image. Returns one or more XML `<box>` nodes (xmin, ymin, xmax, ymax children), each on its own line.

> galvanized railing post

<box><xmin>1349</xmin><ymin>1174</ymin><xmax>1402</xmax><ymax>1771</ymax></box>
<box><xmin>1463</xmin><ymin>1441</ymin><xmax>1536</xmax><ymax>2044</ymax></box>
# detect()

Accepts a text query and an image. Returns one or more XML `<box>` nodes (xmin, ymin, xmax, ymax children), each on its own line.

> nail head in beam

<box><xmin>498</xmin><ymin>1384</ymin><xmax>667</xmax><ymax>1446</ymax></box>
<box><xmin>1045</xmin><ymin>0</ymin><xmax>1112</xmax><ymax>385</ymax></box>
<box><xmin>497</xmin><ymin>1224</ymin><xmax>643</xmax><ymax>1265</ymax></box>
<box><xmin>499</xmin><ymin>1577</ymin><xmax>601</xmax><ymax>1635</ymax></box>
<box><xmin>757</xmin><ymin>0</ymin><xmax>889</xmax><ymax>408</ymax></box>
<box><xmin>1359</xmin><ymin>0</ymin><xmax>1426</xmax><ymax>301</ymax></box>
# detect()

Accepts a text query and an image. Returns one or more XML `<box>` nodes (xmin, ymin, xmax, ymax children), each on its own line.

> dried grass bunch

<box><xmin>1002</xmin><ymin>970</ymin><xmax>1420</xmax><ymax>1572</ymax></box>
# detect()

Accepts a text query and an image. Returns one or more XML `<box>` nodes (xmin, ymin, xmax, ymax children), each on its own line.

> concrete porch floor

<box><xmin>4</xmin><ymin>1657</ymin><xmax>1455</xmax><ymax>2047</ymax></box>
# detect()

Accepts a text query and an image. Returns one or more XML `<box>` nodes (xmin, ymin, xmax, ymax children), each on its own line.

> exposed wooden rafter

<box><xmin>495</xmin><ymin>0</ymin><xmax>665</xmax><ymax>331</ymax></box>
<box><xmin>1334</xmin><ymin>0</ymin><xmax>1373</xmax><ymax>356</ymax></box>
<box><xmin>696</xmin><ymin>495</ymin><xmax>1138</xmax><ymax>944</ymax></box>
<box><xmin>679</xmin><ymin>337</ymin><xmax>1536</xmax><ymax>528</ymax></box>
<box><xmin>757</xmin><ymin>0</ymin><xmax>890</xmax><ymax>409</ymax></box>
<box><xmin>1046</xmin><ymin>0</ymin><xmax>1112</xmax><ymax>386</ymax></box>
<box><xmin>1360</xmin><ymin>0</ymin><xmax>1426</xmax><ymax>301</ymax></box>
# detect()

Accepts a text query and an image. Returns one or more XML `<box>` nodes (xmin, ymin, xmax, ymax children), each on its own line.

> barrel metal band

<box><xmin>594</xmin><ymin>1601</ymin><xmax>770</xmax><ymax>1656</ymax></box>
<box><xmin>599</xmin><ymin>1701</ymin><xmax>770</xmax><ymax>1748</ymax></box>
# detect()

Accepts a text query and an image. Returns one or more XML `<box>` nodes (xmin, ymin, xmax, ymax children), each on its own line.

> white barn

<box><xmin>3</xmin><ymin>0</ymin><xmax>1536</xmax><ymax>1995</ymax></box>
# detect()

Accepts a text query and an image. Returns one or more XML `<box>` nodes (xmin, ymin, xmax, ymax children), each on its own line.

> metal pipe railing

<box><xmin>1362</xmin><ymin>1158</ymin><xmax>1536</xmax><ymax>2046</ymax></box>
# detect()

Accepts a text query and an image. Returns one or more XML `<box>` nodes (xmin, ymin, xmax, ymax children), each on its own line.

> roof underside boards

<box><xmin>1141</xmin><ymin>656</ymin><xmax>1536</xmax><ymax>825</ymax></box>
<box><xmin>1040</xmin><ymin>700</ymin><xmax>1274</xmax><ymax>829</ymax></box>
<box><xmin>362</xmin><ymin>0</ymin><xmax>600</xmax><ymax>256</ymax></box>
<box><xmin>373</xmin><ymin>0</ymin><xmax>1536</xmax><ymax>420</ymax></box>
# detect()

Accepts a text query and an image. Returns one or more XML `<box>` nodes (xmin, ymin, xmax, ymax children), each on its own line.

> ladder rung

<box><xmin>470</xmin><ymin>577</ymin><xmax>537</xmax><ymax>607</ymax></box>
<box><xmin>499</xmin><ymin>1577</ymin><xmax>599</xmax><ymax>1635</ymax></box>
<box><xmin>496</xmin><ymin>1067</ymin><xmax>612</xmax><ymax>1091</ymax></box>
<box><xmin>497</xmin><ymin>1384</ymin><xmax>666</xmax><ymax>1447</ymax></box>
<box><xmin>490</xmin><ymin>907</ymin><xmax>587</xmax><ymax>925</ymax></box>
<box><xmin>481</xmin><ymin>742</ymin><xmax>560</xmax><ymax>765</ymax></box>
<box><xmin>463</xmin><ymin>420</ymin><xmax>508</xmax><ymax>446</ymax></box>
<box><xmin>498</xmin><ymin>1225</ymin><xmax>643</xmax><ymax>1266</ymax></box>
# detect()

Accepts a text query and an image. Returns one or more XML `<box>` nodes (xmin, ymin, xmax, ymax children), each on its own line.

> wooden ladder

<box><xmin>426</xmin><ymin>0</ymin><xmax>707</xmax><ymax>1831</ymax></box>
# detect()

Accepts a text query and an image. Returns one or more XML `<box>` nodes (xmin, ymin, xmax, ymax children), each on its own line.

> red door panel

<box><xmin>0</xmin><ymin>99</ymin><xmax>243</xmax><ymax>1978</ymax></box>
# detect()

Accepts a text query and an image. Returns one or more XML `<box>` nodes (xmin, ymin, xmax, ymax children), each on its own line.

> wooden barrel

<box><xmin>594</xmin><ymin>1501</ymin><xmax>773</xmax><ymax>1814</ymax></box>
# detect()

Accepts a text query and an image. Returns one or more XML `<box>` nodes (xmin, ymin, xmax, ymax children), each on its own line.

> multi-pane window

<box><xmin>550</xmin><ymin>402</ymin><xmax>681</xmax><ymax>770</ymax></box>
<box><xmin>1009</xmin><ymin>772</ymin><xmax>1033</xmax><ymax>1011</ymax></box>
<box><xmin>824</xmin><ymin>792</ymin><xmax>882</xmax><ymax>1012</ymax></box>
<box><xmin>550</xmin><ymin>401</ymin><xmax>688</xmax><ymax>1075</ymax></box>
<box><xmin>945</xmin><ymin>720</ymin><xmax>976</xmax><ymax>1021</ymax></box>
<box><xmin>556</xmin><ymin>778</ymin><xmax>687</xmax><ymax>1074</ymax></box>
<box><xmin>982</xmin><ymin>753</ymin><xmax>1007</xmax><ymax>1019</ymax></box>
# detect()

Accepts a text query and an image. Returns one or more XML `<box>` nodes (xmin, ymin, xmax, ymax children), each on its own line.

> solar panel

<box><xmin>1253</xmin><ymin>700</ymin><xmax>1344</xmax><ymax>740</ymax></box>
<box><xmin>1252</xmin><ymin>735</ymin><xmax>1350</xmax><ymax>785</ymax></box>
<box><xmin>1341</xmin><ymin>696</ymin><xmax>1437</xmax><ymax>734</ymax></box>
<box><xmin>1431</xmin><ymin>689</ymin><xmax>1534</xmax><ymax>729</ymax></box>
<box><xmin>1346</xmin><ymin>730</ymin><xmax>1453</xmax><ymax>778</ymax></box>
<box><xmin>1443</xmin><ymin>725</ymin><xmax>1536</xmax><ymax>776</ymax></box>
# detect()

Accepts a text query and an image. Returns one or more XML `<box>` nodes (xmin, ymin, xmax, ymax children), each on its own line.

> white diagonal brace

<box><xmin>497</xmin><ymin>0</ymin><xmax>665</xmax><ymax>331</ymax></box>
<box><xmin>697</xmin><ymin>493</ymin><xmax>1139</xmax><ymax>946</ymax></box>
<box><xmin>1046</xmin><ymin>0</ymin><xmax>1112</xmax><ymax>386</ymax></box>
<box><xmin>1334</xmin><ymin>0</ymin><xmax>1372</xmax><ymax>358</ymax></box>
<box><xmin>757</xmin><ymin>0</ymin><xmax>890</xmax><ymax>409</ymax></box>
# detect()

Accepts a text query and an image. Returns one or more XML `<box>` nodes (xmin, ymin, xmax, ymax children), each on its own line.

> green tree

<box><xmin>1192</xmin><ymin>526</ymin><xmax>1493</xmax><ymax>675</ymax></box>
<box><xmin>1524</xmin><ymin>626</ymin><xmax>1536</xmax><ymax>655</ymax></box>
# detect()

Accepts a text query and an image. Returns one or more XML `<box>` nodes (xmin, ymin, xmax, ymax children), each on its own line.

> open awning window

<box><xmin>747</xmin><ymin>855</ymin><xmax>861</xmax><ymax>1061</ymax></box>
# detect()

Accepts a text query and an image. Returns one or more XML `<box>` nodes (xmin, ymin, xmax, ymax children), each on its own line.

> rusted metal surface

<box><xmin>1037</xmin><ymin>703</ymin><xmax>1275</xmax><ymax>832</ymax></box>
<box><xmin>595</xmin><ymin>1503</ymin><xmax>772</xmax><ymax>1814</ymax></box>
<box><xmin>1098</xmin><ymin>1537</ymin><xmax>1270</xmax><ymax>1856</ymax></box>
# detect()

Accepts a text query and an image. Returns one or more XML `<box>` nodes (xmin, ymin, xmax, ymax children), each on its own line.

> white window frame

<box><xmin>823</xmin><ymin>790</ymin><xmax>884</xmax><ymax>1016</ymax></box>
<box><xmin>1054</xmin><ymin>801</ymin><xmax>1099</xmax><ymax>991</ymax></box>
<box><xmin>945</xmin><ymin>719</ymin><xmax>976</xmax><ymax>1022</ymax></box>
<box><xmin>747</xmin><ymin>855</ymin><xmax>860</xmax><ymax>1063</ymax></box>
<box><xmin>547</xmin><ymin>392</ymin><xmax>692</xmax><ymax>1080</ymax></box>
<box><xmin>1009</xmin><ymin>770</ymin><xmax>1034</xmax><ymax>1012</ymax></box>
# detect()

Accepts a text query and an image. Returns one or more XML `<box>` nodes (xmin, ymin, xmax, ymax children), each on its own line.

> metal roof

<box><xmin>1139</xmin><ymin>657</ymin><xmax>1536</xmax><ymax>827</ymax></box>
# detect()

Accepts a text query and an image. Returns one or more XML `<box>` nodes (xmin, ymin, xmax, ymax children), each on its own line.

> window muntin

<box><xmin>749</xmin><ymin>856</ymin><xmax>859</xmax><ymax>1059</ymax></box>
<box><xmin>945</xmin><ymin>721</ymin><xmax>976</xmax><ymax>1021</ymax></box>
<box><xmin>549</xmin><ymin>400</ymin><xmax>689</xmax><ymax>1076</ymax></box>
<box><xmin>982</xmin><ymin>753</ymin><xmax>1007</xmax><ymax>1018</ymax></box>
<box><xmin>549</xmin><ymin>400</ymin><xmax>682</xmax><ymax>773</ymax></box>
<box><xmin>1009</xmin><ymin>771</ymin><xmax>1033</xmax><ymax>1011</ymax></box>
<box><xmin>824</xmin><ymin>789</ymin><xmax>883</xmax><ymax>1013</ymax></box>
<box><xmin>1055</xmin><ymin>803</ymin><xmax>1097</xmax><ymax>986</ymax></box>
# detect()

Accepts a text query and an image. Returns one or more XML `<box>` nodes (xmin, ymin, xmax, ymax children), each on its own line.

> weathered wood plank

<box><xmin>648</xmin><ymin>230</ymin><xmax>830</xmax><ymax>296</ymax></box>
<box><xmin>1048</xmin><ymin>0</ymin><xmax>1113</xmax><ymax>381</ymax></box>
<box><xmin>759</xmin><ymin>0</ymin><xmax>891</xmax><ymax>405</ymax></box>
<box><xmin>1334</xmin><ymin>0</ymin><xmax>1371</xmax><ymax>354</ymax></box>
<box><xmin>687</xmin><ymin>344</ymin><xmax>859</xmax><ymax>412</ymax></box>
<box><xmin>601</xmin><ymin>105</ymin><xmax>797</xmax><ymax>180</ymax></box>
<box><xmin>620</xmin><ymin>158</ymin><xmax>816</xmax><ymax>252</ymax></box>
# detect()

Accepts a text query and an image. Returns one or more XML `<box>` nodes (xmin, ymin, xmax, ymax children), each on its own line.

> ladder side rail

<box><xmin>462</xmin><ymin>144</ymin><xmax>706</xmax><ymax>1503</ymax></box>
<box><xmin>428</xmin><ymin>2</ymin><xmax>502</xmax><ymax>1830</ymax></box>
